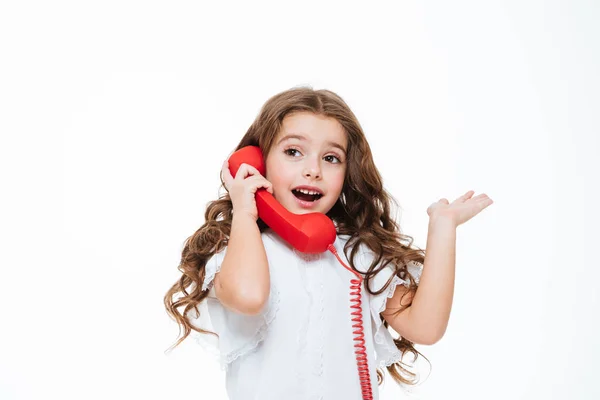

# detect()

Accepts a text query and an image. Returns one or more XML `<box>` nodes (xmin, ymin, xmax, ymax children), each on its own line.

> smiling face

<box><xmin>265</xmin><ymin>111</ymin><xmax>348</xmax><ymax>215</ymax></box>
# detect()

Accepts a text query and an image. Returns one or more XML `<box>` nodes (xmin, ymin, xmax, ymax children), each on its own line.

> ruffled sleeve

<box><xmin>201</xmin><ymin>246</ymin><xmax>227</xmax><ymax>298</ymax></box>
<box><xmin>356</xmin><ymin>247</ymin><xmax>423</xmax><ymax>368</ymax></box>
<box><xmin>187</xmin><ymin>247</ymin><xmax>280</xmax><ymax>371</ymax></box>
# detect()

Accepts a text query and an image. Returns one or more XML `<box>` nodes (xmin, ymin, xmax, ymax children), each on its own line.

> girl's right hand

<box><xmin>221</xmin><ymin>159</ymin><xmax>273</xmax><ymax>221</ymax></box>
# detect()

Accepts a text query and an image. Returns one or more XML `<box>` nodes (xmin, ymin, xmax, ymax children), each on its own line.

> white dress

<box><xmin>187</xmin><ymin>228</ymin><xmax>423</xmax><ymax>400</ymax></box>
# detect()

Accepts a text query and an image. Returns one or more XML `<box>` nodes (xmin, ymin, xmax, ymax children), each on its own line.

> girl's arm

<box><xmin>213</xmin><ymin>213</ymin><xmax>271</xmax><ymax>316</ymax></box>
<box><xmin>214</xmin><ymin>160</ymin><xmax>273</xmax><ymax>316</ymax></box>
<box><xmin>382</xmin><ymin>191</ymin><xmax>492</xmax><ymax>345</ymax></box>
<box><xmin>381</xmin><ymin>215</ymin><xmax>456</xmax><ymax>345</ymax></box>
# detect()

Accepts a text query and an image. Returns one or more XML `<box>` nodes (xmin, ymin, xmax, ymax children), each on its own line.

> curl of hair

<box><xmin>164</xmin><ymin>86</ymin><xmax>430</xmax><ymax>387</ymax></box>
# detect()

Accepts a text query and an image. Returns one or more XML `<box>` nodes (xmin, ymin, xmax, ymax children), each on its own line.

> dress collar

<box><xmin>263</xmin><ymin>228</ymin><xmax>343</xmax><ymax>262</ymax></box>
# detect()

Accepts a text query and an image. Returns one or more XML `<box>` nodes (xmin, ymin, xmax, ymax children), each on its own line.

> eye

<box><xmin>324</xmin><ymin>154</ymin><xmax>342</xmax><ymax>164</ymax></box>
<box><xmin>284</xmin><ymin>147</ymin><xmax>302</xmax><ymax>157</ymax></box>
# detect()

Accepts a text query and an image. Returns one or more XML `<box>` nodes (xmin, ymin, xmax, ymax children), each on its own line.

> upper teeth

<box><xmin>296</xmin><ymin>188</ymin><xmax>320</xmax><ymax>195</ymax></box>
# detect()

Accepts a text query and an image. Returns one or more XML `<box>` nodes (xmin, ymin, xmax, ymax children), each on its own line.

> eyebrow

<box><xmin>277</xmin><ymin>133</ymin><xmax>347</xmax><ymax>154</ymax></box>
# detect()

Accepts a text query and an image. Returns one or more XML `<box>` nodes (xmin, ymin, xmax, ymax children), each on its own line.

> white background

<box><xmin>1</xmin><ymin>1</ymin><xmax>598</xmax><ymax>399</ymax></box>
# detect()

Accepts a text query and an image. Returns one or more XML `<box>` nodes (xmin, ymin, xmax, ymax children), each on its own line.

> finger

<box><xmin>233</xmin><ymin>163</ymin><xmax>250</xmax><ymax>180</ymax></box>
<box><xmin>261</xmin><ymin>179</ymin><xmax>274</xmax><ymax>194</ymax></box>
<box><xmin>246</xmin><ymin>175</ymin><xmax>273</xmax><ymax>189</ymax></box>
<box><xmin>475</xmin><ymin>196</ymin><xmax>493</xmax><ymax>210</ymax></box>
<box><xmin>461</xmin><ymin>190</ymin><xmax>474</xmax><ymax>200</ymax></box>
<box><xmin>470</xmin><ymin>194</ymin><xmax>491</xmax><ymax>203</ymax></box>
<box><xmin>453</xmin><ymin>190</ymin><xmax>474</xmax><ymax>203</ymax></box>
<box><xmin>221</xmin><ymin>160</ymin><xmax>234</xmax><ymax>189</ymax></box>
<box><xmin>246</xmin><ymin>176</ymin><xmax>273</xmax><ymax>193</ymax></box>
<box><xmin>234</xmin><ymin>163</ymin><xmax>261</xmax><ymax>181</ymax></box>
<box><xmin>478</xmin><ymin>196</ymin><xmax>493</xmax><ymax>205</ymax></box>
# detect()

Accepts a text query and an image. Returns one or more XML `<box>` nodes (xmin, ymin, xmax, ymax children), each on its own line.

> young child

<box><xmin>164</xmin><ymin>87</ymin><xmax>493</xmax><ymax>399</ymax></box>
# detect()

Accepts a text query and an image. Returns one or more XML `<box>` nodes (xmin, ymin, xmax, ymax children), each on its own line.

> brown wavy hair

<box><xmin>164</xmin><ymin>86</ymin><xmax>430</xmax><ymax>387</ymax></box>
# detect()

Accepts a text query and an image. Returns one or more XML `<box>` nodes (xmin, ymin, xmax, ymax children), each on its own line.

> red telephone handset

<box><xmin>228</xmin><ymin>145</ymin><xmax>337</xmax><ymax>253</ymax></box>
<box><xmin>227</xmin><ymin>146</ymin><xmax>374</xmax><ymax>400</ymax></box>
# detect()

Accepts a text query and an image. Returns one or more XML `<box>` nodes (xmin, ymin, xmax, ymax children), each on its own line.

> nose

<box><xmin>302</xmin><ymin>157</ymin><xmax>321</xmax><ymax>179</ymax></box>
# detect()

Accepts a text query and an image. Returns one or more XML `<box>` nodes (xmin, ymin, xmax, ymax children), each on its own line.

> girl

<box><xmin>164</xmin><ymin>87</ymin><xmax>493</xmax><ymax>399</ymax></box>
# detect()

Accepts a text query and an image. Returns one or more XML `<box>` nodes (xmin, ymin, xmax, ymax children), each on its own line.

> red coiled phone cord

<box><xmin>327</xmin><ymin>244</ymin><xmax>374</xmax><ymax>400</ymax></box>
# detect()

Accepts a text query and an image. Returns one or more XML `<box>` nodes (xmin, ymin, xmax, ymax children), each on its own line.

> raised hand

<box><xmin>426</xmin><ymin>190</ymin><xmax>494</xmax><ymax>227</ymax></box>
<box><xmin>221</xmin><ymin>159</ymin><xmax>273</xmax><ymax>221</ymax></box>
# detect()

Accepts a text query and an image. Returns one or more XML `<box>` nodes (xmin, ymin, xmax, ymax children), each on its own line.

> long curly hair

<box><xmin>164</xmin><ymin>86</ymin><xmax>430</xmax><ymax>387</ymax></box>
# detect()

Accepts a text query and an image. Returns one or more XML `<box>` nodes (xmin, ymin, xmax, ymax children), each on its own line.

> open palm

<box><xmin>427</xmin><ymin>190</ymin><xmax>494</xmax><ymax>227</ymax></box>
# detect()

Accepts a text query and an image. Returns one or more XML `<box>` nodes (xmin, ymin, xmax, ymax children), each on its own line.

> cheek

<box><xmin>266</xmin><ymin>155</ymin><xmax>298</xmax><ymax>187</ymax></box>
<box><xmin>266</xmin><ymin>163</ymin><xmax>291</xmax><ymax>188</ymax></box>
<box><xmin>271</xmin><ymin>171</ymin><xmax>294</xmax><ymax>188</ymax></box>
<box><xmin>264</xmin><ymin>157</ymin><xmax>278</xmax><ymax>183</ymax></box>
<box><xmin>330</xmin><ymin>170</ymin><xmax>346</xmax><ymax>192</ymax></box>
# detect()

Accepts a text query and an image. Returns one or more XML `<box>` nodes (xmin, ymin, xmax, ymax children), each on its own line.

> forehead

<box><xmin>275</xmin><ymin>112</ymin><xmax>347</xmax><ymax>149</ymax></box>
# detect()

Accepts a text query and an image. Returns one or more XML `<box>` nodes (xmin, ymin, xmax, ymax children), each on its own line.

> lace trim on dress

<box><xmin>373</xmin><ymin>261</ymin><xmax>424</xmax><ymax>341</ymax></box>
<box><xmin>373</xmin><ymin>275</ymin><xmax>406</xmax><ymax>343</ymax></box>
<box><xmin>187</xmin><ymin>297</ymin><xmax>221</xmax><ymax>362</ymax></box>
<box><xmin>373</xmin><ymin>274</ymin><xmax>406</xmax><ymax>368</ymax></box>
<box><xmin>219</xmin><ymin>284</ymin><xmax>281</xmax><ymax>371</ymax></box>
<box><xmin>371</xmin><ymin>261</ymin><xmax>424</xmax><ymax>368</ymax></box>
<box><xmin>201</xmin><ymin>250</ymin><xmax>226</xmax><ymax>292</ymax></box>
<box><xmin>405</xmin><ymin>261</ymin><xmax>423</xmax><ymax>286</ymax></box>
<box><xmin>378</xmin><ymin>346</ymin><xmax>404</xmax><ymax>368</ymax></box>
<box><xmin>195</xmin><ymin>248</ymin><xmax>282</xmax><ymax>371</ymax></box>
<box><xmin>192</xmin><ymin>330</ymin><xmax>221</xmax><ymax>362</ymax></box>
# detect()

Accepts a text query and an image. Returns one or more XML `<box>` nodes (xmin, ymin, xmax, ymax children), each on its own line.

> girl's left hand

<box><xmin>427</xmin><ymin>190</ymin><xmax>494</xmax><ymax>227</ymax></box>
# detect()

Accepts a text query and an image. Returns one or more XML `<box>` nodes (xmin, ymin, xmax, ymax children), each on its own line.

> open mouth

<box><xmin>292</xmin><ymin>189</ymin><xmax>323</xmax><ymax>202</ymax></box>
